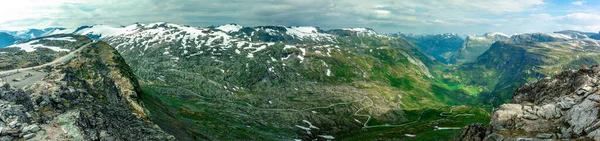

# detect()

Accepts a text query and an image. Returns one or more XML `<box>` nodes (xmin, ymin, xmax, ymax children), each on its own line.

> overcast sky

<box><xmin>0</xmin><ymin>0</ymin><xmax>599</xmax><ymax>35</ymax></box>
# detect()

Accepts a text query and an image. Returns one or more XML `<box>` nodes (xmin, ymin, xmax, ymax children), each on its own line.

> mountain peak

<box><xmin>483</xmin><ymin>32</ymin><xmax>509</xmax><ymax>38</ymax></box>
<box><xmin>340</xmin><ymin>27</ymin><xmax>378</xmax><ymax>36</ymax></box>
<box><xmin>216</xmin><ymin>23</ymin><xmax>243</xmax><ymax>33</ymax></box>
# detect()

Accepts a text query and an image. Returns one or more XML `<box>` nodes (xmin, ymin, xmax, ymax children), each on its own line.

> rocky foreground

<box><xmin>456</xmin><ymin>65</ymin><xmax>600</xmax><ymax>140</ymax></box>
<box><xmin>0</xmin><ymin>40</ymin><xmax>173</xmax><ymax>140</ymax></box>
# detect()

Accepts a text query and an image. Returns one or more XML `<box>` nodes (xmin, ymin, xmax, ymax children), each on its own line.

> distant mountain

<box><xmin>509</xmin><ymin>32</ymin><xmax>573</xmax><ymax>43</ymax></box>
<box><xmin>449</xmin><ymin>32</ymin><xmax>510</xmax><ymax>64</ymax></box>
<box><xmin>452</xmin><ymin>36</ymin><xmax>600</xmax><ymax>105</ymax></box>
<box><xmin>0</xmin><ymin>32</ymin><xmax>17</xmax><ymax>47</ymax></box>
<box><xmin>590</xmin><ymin>31</ymin><xmax>600</xmax><ymax>40</ymax></box>
<box><xmin>393</xmin><ymin>33</ymin><xmax>465</xmax><ymax>64</ymax></box>
<box><xmin>3</xmin><ymin>28</ymin><xmax>65</xmax><ymax>40</ymax></box>
<box><xmin>554</xmin><ymin>30</ymin><xmax>598</xmax><ymax>39</ymax></box>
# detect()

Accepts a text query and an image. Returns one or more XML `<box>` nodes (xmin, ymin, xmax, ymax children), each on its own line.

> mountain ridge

<box><xmin>0</xmin><ymin>35</ymin><xmax>174</xmax><ymax>140</ymax></box>
<box><xmin>457</xmin><ymin>65</ymin><xmax>600</xmax><ymax>140</ymax></box>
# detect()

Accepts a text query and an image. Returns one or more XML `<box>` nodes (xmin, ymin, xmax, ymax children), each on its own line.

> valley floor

<box><xmin>141</xmin><ymin>84</ymin><xmax>492</xmax><ymax>140</ymax></box>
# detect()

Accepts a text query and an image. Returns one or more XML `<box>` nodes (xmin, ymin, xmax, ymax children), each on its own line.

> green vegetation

<box><xmin>105</xmin><ymin>26</ymin><xmax>498</xmax><ymax>140</ymax></box>
<box><xmin>340</xmin><ymin>106</ymin><xmax>491</xmax><ymax>140</ymax></box>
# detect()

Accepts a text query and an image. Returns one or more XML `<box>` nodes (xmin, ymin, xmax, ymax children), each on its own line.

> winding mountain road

<box><xmin>0</xmin><ymin>42</ymin><xmax>94</xmax><ymax>88</ymax></box>
<box><xmin>0</xmin><ymin>42</ymin><xmax>93</xmax><ymax>75</ymax></box>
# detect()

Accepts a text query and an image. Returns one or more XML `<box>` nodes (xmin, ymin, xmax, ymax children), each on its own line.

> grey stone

<box><xmin>0</xmin><ymin>136</ymin><xmax>13</xmax><ymax>141</ymax></box>
<box><xmin>484</xmin><ymin>133</ymin><xmax>504</xmax><ymax>141</ymax></box>
<box><xmin>536</xmin><ymin>104</ymin><xmax>560</xmax><ymax>119</ymax></box>
<box><xmin>21</xmin><ymin>124</ymin><xmax>39</xmax><ymax>133</ymax></box>
<box><xmin>7</xmin><ymin>121</ymin><xmax>17</xmax><ymax>128</ymax></box>
<box><xmin>577</xmin><ymin>90</ymin><xmax>585</xmax><ymax>95</ymax></box>
<box><xmin>21</xmin><ymin>125</ymin><xmax>29</xmax><ymax>133</ymax></box>
<box><xmin>29</xmin><ymin>125</ymin><xmax>40</xmax><ymax>132</ymax></box>
<box><xmin>581</xmin><ymin>86</ymin><xmax>593</xmax><ymax>92</ymax></box>
<box><xmin>522</xmin><ymin>114</ymin><xmax>539</xmax><ymax>120</ymax></box>
<box><xmin>536</xmin><ymin>133</ymin><xmax>553</xmax><ymax>139</ymax></box>
<box><xmin>515</xmin><ymin>138</ymin><xmax>534</xmax><ymax>141</ymax></box>
<box><xmin>2</xmin><ymin>128</ymin><xmax>19</xmax><ymax>136</ymax></box>
<box><xmin>556</xmin><ymin>97</ymin><xmax>576</xmax><ymax>109</ymax></box>
<box><xmin>23</xmin><ymin>133</ymin><xmax>35</xmax><ymax>140</ymax></box>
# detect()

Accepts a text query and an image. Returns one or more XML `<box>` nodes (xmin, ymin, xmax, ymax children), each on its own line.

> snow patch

<box><xmin>285</xmin><ymin>26</ymin><xmax>333</xmax><ymax>41</ymax></box>
<box><xmin>546</xmin><ymin>33</ymin><xmax>573</xmax><ymax>40</ymax></box>
<box><xmin>341</xmin><ymin>28</ymin><xmax>378</xmax><ymax>36</ymax></box>
<box><xmin>318</xmin><ymin>135</ymin><xmax>335</xmax><ymax>140</ymax></box>
<box><xmin>302</xmin><ymin>120</ymin><xmax>320</xmax><ymax>129</ymax></box>
<box><xmin>74</xmin><ymin>25</ymin><xmax>134</xmax><ymax>37</ymax></box>
<box><xmin>485</xmin><ymin>32</ymin><xmax>509</xmax><ymax>38</ymax></box>
<box><xmin>216</xmin><ymin>24</ymin><xmax>243</xmax><ymax>33</ymax></box>
<box><xmin>44</xmin><ymin>37</ymin><xmax>77</xmax><ymax>42</ymax></box>
<box><xmin>7</xmin><ymin>40</ymin><xmax>71</xmax><ymax>52</ymax></box>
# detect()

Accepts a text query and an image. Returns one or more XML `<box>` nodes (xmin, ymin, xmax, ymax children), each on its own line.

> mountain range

<box><xmin>0</xmin><ymin>22</ymin><xmax>599</xmax><ymax>140</ymax></box>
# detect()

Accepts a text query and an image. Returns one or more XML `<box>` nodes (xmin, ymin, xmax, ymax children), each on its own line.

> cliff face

<box><xmin>457</xmin><ymin>65</ymin><xmax>600</xmax><ymax>140</ymax></box>
<box><xmin>0</xmin><ymin>39</ymin><xmax>173</xmax><ymax>140</ymax></box>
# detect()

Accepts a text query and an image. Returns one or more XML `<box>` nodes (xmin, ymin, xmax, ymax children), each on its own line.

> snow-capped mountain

<box><xmin>3</xmin><ymin>28</ymin><xmax>65</xmax><ymax>40</ymax></box>
<box><xmin>54</xmin><ymin>22</ymin><xmax>448</xmax><ymax>140</ymax></box>
<box><xmin>5</xmin><ymin>36</ymin><xmax>77</xmax><ymax>52</ymax></box>
<box><xmin>554</xmin><ymin>30</ymin><xmax>598</xmax><ymax>39</ymax></box>
<box><xmin>509</xmin><ymin>32</ymin><xmax>574</xmax><ymax>43</ymax></box>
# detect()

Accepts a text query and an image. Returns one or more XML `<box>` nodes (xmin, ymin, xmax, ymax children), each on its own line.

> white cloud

<box><xmin>0</xmin><ymin>0</ymin><xmax>83</xmax><ymax>29</ymax></box>
<box><xmin>572</xmin><ymin>1</ymin><xmax>586</xmax><ymax>6</ymax></box>
<box><xmin>374</xmin><ymin>10</ymin><xmax>391</xmax><ymax>16</ymax></box>
<box><xmin>527</xmin><ymin>12</ymin><xmax>600</xmax><ymax>32</ymax></box>
<box><xmin>2</xmin><ymin>0</ymin><xmax>596</xmax><ymax>35</ymax></box>
<box><xmin>554</xmin><ymin>13</ymin><xmax>600</xmax><ymax>31</ymax></box>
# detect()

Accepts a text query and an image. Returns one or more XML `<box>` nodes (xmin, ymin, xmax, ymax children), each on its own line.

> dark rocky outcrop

<box><xmin>454</xmin><ymin>123</ymin><xmax>488</xmax><ymax>141</ymax></box>
<box><xmin>457</xmin><ymin>65</ymin><xmax>600</xmax><ymax>140</ymax></box>
<box><xmin>0</xmin><ymin>40</ymin><xmax>174</xmax><ymax>140</ymax></box>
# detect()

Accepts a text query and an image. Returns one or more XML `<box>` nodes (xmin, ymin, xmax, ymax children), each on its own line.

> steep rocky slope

<box><xmin>449</xmin><ymin>34</ymin><xmax>600</xmax><ymax>105</ymax></box>
<box><xmin>0</xmin><ymin>35</ymin><xmax>173</xmax><ymax>140</ymax></box>
<box><xmin>457</xmin><ymin>65</ymin><xmax>600</xmax><ymax>140</ymax></box>
<box><xmin>394</xmin><ymin>33</ymin><xmax>465</xmax><ymax>64</ymax></box>
<box><xmin>450</xmin><ymin>33</ymin><xmax>509</xmax><ymax>64</ymax></box>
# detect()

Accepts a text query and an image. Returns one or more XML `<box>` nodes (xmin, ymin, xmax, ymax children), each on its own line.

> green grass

<box><xmin>140</xmin><ymin>85</ymin><xmax>299</xmax><ymax>141</ymax></box>
<box><xmin>121</xmin><ymin>35</ymin><xmax>496</xmax><ymax>140</ymax></box>
<box><xmin>340</xmin><ymin>106</ymin><xmax>491</xmax><ymax>140</ymax></box>
<box><xmin>139</xmin><ymin>85</ymin><xmax>201</xmax><ymax>141</ymax></box>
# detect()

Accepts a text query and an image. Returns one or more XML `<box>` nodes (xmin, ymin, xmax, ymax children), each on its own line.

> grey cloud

<box><xmin>1</xmin><ymin>0</ymin><xmax>597</xmax><ymax>35</ymax></box>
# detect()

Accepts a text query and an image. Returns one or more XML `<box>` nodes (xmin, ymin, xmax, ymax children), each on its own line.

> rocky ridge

<box><xmin>0</xmin><ymin>37</ymin><xmax>173</xmax><ymax>140</ymax></box>
<box><xmin>457</xmin><ymin>65</ymin><xmax>600</xmax><ymax>140</ymax></box>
